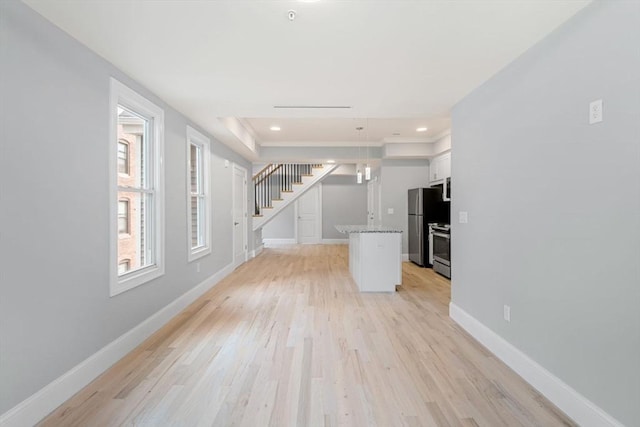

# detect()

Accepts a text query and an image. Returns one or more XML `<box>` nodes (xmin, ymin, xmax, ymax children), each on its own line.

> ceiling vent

<box><xmin>273</xmin><ymin>105</ymin><xmax>352</xmax><ymax>109</ymax></box>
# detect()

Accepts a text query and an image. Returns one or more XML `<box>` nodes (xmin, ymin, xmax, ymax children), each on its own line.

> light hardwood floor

<box><xmin>39</xmin><ymin>245</ymin><xmax>574</xmax><ymax>426</ymax></box>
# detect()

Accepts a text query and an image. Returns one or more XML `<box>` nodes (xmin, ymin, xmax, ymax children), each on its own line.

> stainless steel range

<box><xmin>430</xmin><ymin>224</ymin><xmax>451</xmax><ymax>278</ymax></box>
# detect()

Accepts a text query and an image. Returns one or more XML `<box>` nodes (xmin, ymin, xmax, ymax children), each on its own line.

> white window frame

<box><xmin>186</xmin><ymin>126</ymin><xmax>211</xmax><ymax>262</ymax></box>
<box><xmin>109</xmin><ymin>78</ymin><xmax>165</xmax><ymax>297</ymax></box>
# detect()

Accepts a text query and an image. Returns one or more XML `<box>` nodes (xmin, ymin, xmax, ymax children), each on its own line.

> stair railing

<box><xmin>253</xmin><ymin>163</ymin><xmax>322</xmax><ymax>216</ymax></box>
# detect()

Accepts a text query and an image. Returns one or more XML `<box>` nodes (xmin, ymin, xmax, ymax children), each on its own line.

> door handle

<box><xmin>234</xmin><ymin>222</ymin><xmax>239</xmax><ymax>226</ymax></box>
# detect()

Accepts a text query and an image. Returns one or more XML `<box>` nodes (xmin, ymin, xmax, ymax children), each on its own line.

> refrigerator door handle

<box><xmin>408</xmin><ymin>214</ymin><xmax>424</xmax><ymax>266</ymax></box>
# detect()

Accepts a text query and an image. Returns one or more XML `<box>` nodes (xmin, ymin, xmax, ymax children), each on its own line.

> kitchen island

<box><xmin>335</xmin><ymin>225</ymin><xmax>403</xmax><ymax>292</ymax></box>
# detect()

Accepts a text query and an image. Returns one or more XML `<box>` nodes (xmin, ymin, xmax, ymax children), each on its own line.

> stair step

<box><xmin>253</xmin><ymin>163</ymin><xmax>338</xmax><ymax>232</ymax></box>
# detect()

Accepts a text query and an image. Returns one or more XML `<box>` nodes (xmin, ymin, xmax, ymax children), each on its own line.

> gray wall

<box><xmin>451</xmin><ymin>1</ymin><xmax>640</xmax><ymax>425</ymax></box>
<box><xmin>0</xmin><ymin>0</ymin><xmax>253</xmax><ymax>414</ymax></box>
<box><xmin>261</xmin><ymin>175</ymin><xmax>367</xmax><ymax>241</ymax></box>
<box><xmin>379</xmin><ymin>159</ymin><xmax>430</xmax><ymax>253</ymax></box>
<box><xmin>262</xmin><ymin>203</ymin><xmax>295</xmax><ymax>239</ymax></box>
<box><xmin>322</xmin><ymin>175</ymin><xmax>367</xmax><ymax>239</ymax></box>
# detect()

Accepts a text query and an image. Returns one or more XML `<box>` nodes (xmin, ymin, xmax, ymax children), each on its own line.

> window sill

<box><xmin>188</xmin><ymin>246</ymin><xmax>211</xmax><ymax>263</ymax></box>
<box><xmin>110</xmin><ymin>264</ymin><xmax>164</xmax><ymax>297</ymax></box>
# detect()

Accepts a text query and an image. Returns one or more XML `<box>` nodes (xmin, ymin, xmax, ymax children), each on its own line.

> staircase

<box><xmin>253</xmin><ymin>163</ymin><xmax>338</xmax><ymax>231</ymax></box>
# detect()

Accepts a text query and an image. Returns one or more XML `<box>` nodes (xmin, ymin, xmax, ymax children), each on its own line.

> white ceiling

<box><xmin>23</xmin><ymin>0</ymin><xmax>592</xmax><ymax>160</ymax></box>
<box><xmin>247</xmin><ymin>117</ymin><xmax>452</xmax><ymax>146</ymax></box>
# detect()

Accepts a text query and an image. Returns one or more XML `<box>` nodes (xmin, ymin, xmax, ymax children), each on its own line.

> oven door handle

<box><xmin>433</xmin><ymin>232</ymin><xmax>450</xmax><ymax>239</ymax></box>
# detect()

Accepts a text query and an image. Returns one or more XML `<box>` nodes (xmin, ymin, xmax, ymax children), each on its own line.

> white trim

<box><xmin>249</xmin><ymin>244</ymin><xmax>264</xmax><ymax>259</ymax></box>
<box><xmin>449</xmin><ymin>302</ymin><xmax>624</xmax><ymax>427</ymax></box>
<box><xmin>186</xmin><ymin>126</ymin><xmax>212</xmax><ymax>263</ymax></box>
<box><xmin>321</xmin><ymin>239</ymin><xmax>348</xmax><ymax>244</ymax></box>
<box><xmin>0</xmin><ymin>262</ymin><xmax>235</xmax><ymax>427</ymax></box>
<box><xmin>109</xmin><ymin>78</ymin><xmax>165</xmax><ymax>296</ymax></box>
<box><xmin>263</xmin><ymin>238</ymin><xmax>297</xmax><ymax>246</ymax></box>
<box><xmin>402</xmin><ymin>253</ymin><xmax>409</xmax><ymax>262</ymax></box>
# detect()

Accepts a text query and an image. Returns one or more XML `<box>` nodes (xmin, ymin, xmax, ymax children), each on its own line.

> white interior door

<box><xmin>367</xmin><ymin>179</ymin><xmax>381</xmax><ymax>226</ymax></box>
<box><xmin>297</xmin><ymin>184</ymin><xmax>321</xmax><ymax>244</ymax></box>
<box><xmin>232</xmin><ymin>164</ymin><xmax>247</xmax><ymax>266</ymax></box>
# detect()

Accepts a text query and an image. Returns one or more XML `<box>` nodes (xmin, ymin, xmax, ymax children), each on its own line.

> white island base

<box><xmin>336</xmin><ymin>226</ymin><xmax>403</xmax><ymax>292</ymax></box>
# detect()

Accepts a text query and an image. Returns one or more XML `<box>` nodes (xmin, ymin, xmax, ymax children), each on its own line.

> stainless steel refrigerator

<box><xmin>408</xmin><ymin>188</ymin><xmax>445</xmax><ymax>267</ymax></box>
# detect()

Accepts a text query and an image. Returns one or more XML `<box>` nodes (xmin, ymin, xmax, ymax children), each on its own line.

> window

<box><xmin>117</xmin><ymin>140</ymin><xmax>129</xmax><ymax>174</ymax></box>
<box><xmin>110</xmin><ymin>78</ymin><xmax>165</xmax><ymax>296</ymax></box>
<box><xmin>118</xmin><ymin>199</ymin><xmax>129</xmax><ymax>235</ymax></box>
<box><xmin>186</xmin><ymin>126</ymin><xmax>211</xmax><ymax>261</ymax></box>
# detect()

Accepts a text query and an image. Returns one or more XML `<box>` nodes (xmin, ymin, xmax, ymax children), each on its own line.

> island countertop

<box><xmin>335</xmin><ymin>225</ymin><xmax>403</xmax><ymax>234</ymax></box>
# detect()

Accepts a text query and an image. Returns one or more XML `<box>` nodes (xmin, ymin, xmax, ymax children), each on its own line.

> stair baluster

<box><xmin>253</xmin><ymin>163</ymin><xmax>323</xmax><ymax>217</ymax></box>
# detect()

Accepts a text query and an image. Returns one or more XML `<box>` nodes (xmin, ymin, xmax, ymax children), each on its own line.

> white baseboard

<box><xmin>402</xmin><ymin>253</ymin><xmax>409</xmax><ymax>262</ymax></box>
<box><xmin>262</xmin><ymin>238</ymin><xmax>297</xmax><ymax>246</ymax></box>
<box><xmin>250</xmin><ymin>244</ymin><xmax>264</xmax><ymax>258</ymax></box>
<box><xmin>321</xmin><ymin>239</ymin><xmax>348</xmax><ymax>244</ymax></box>
<box><xmin>0</xmin><ymin>262</ymin><xmax>236</xmax><ymax>427</ymax></box>
<box><xmin>232</xmin><ymin>252</ymin><xmax>247</xmax><ymax>269</ymax></box>
<box><xmin>449</xmin><ymin>303</ymin><xmax>623</xmax><ymax>427</ymax></box>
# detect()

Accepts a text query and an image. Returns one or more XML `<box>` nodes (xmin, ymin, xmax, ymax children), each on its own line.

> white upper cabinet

<box><xmin>429</xmin><ymin>152</ymin><xmax>451</xmax><ymax>183</ymax></box>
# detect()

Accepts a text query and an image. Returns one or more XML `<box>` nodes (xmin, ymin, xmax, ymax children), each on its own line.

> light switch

<box><xmin>459</xmin><ymin>211</ymin><xmax>468</xmax><ymax>223</ymax></box>
<box><xmin>387</xmin><ymin>208</ymin><xmax>394</xmax><ymax>215</ymax></box>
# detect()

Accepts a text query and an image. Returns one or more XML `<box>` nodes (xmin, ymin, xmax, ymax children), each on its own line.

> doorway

<box><xmin>296</xmin><ymin>184</ymin><xmax>322</xmax><ymax>244</ymax></box>
<box><xmin>232</xmin><ymin>164</ymin><xmax>247</xmax><ymax>267</ymax></box>
<box><xmin>367</xmin><ymin>178</ymin><xmax>381</xmax><ymax>226</ymax></box>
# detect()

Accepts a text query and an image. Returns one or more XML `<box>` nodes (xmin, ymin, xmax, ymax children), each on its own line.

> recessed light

<box><xmin>327</xmin><ymin>159</ymin><xmax>335</xmax><ymax>164</ymax></box>
<box><xmin>416</xmin><ymin>127</ymin><xmax>428</xmax><ymax>132</ymax></box>
<box><xmin>392</xmin><ymin>132</ymin><xmax>400</xmax><ymax>136</ymax></box>
<box><xmin>270</xmin><ymin>126</ymin><xmax>281</xmax><ymax>131</ymax></box>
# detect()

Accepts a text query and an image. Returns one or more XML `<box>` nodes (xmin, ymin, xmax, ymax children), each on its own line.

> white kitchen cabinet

<box><xmin>429</xmin><ymin>152</ymin><xmax>451</xmax><ymax>184</ymax></box>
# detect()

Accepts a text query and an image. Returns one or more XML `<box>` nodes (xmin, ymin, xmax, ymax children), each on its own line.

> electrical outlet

<box><xmin>196</xmin><ymin>262</ymin><xmax>200</xmax><ymax>273</ymax></box>
<box><xmin>589</xmin><ymin>99</ymin><xmax>603</xmax><ymax>124</ymax></box>
<box><xmin>459</xmin><ymin>211</ymin><xmax>468</xmax><ymax>224</ymax></box>
<box><xmin>503</xmin><ymin>305</ymin><xmax>511</xmax><ymax>322</ymax></box>
<box><xmin>387</xmin><ymin>208</ymin><xmax>394</xmax><ymax>214</ymax></box>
